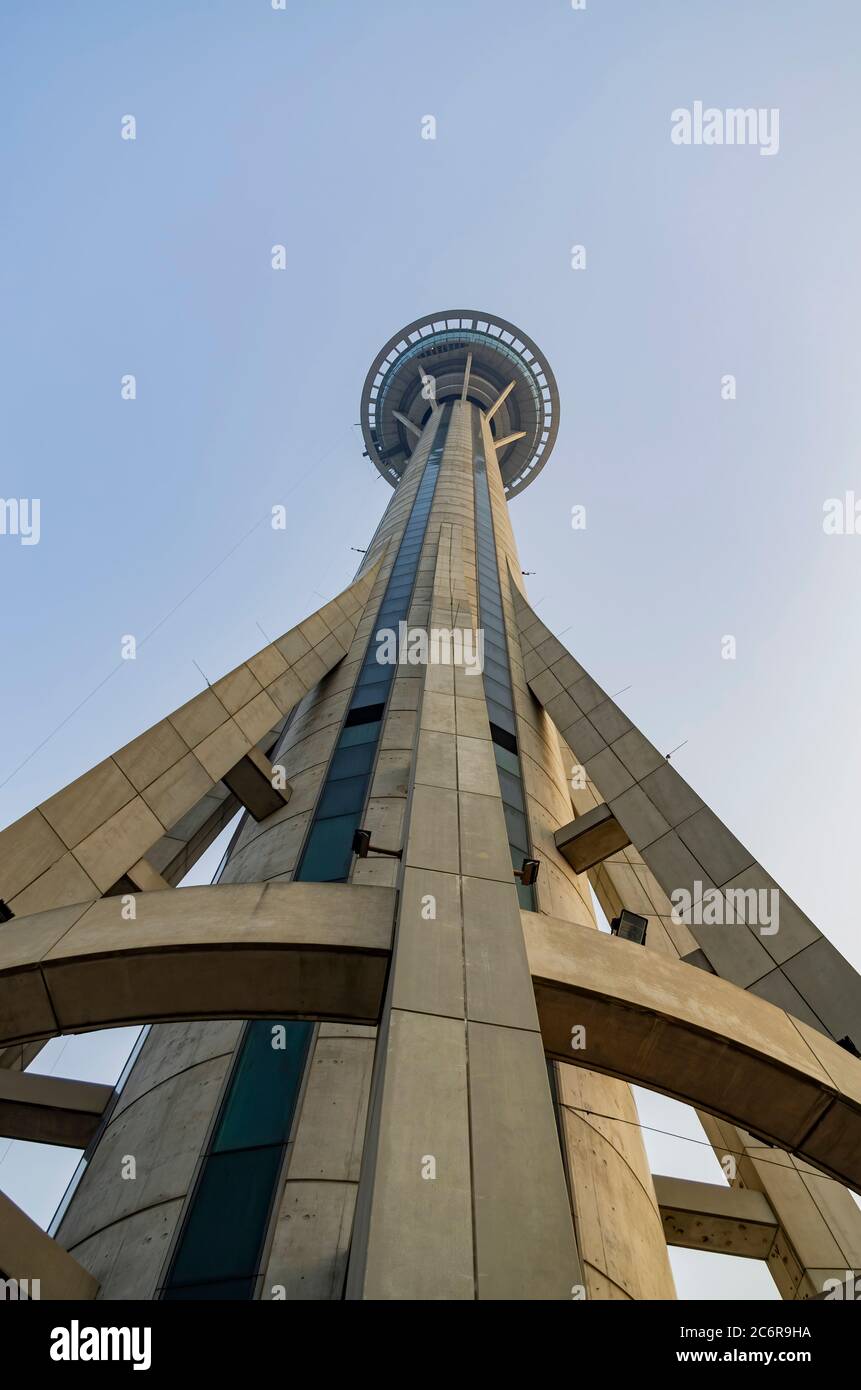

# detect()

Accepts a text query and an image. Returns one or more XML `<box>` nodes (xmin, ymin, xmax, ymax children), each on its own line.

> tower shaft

<box><xmin>54</xmin><ymin>400</ymin><xmax>674</xmax><ymax>1299</ymax></box>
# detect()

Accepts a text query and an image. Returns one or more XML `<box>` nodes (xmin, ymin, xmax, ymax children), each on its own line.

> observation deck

<box><xmin>360</xmin><ymin>310</ymin><xmax>560</xmax><ymax>498</ymax></box>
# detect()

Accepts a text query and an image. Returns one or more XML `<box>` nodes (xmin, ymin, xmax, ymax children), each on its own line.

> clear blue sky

<box><xmin>2</xmin><ymin>0</ymin><xmax>860</xmax><ymax>1300</ymax></box>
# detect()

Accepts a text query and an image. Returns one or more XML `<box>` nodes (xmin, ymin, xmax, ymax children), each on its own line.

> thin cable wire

<box><xmin>0</xmin><ymin>428</ymin><xmax>357</xmax><ymax>790</ymax></box>
<box><xmin>560</xmin><ymin>1102</ymin><xmax>805</xmax><ymax>1175</ymax></box>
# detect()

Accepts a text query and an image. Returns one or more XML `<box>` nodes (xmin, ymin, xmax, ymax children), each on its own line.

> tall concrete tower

<box><xmin>2</xmin><ymin>312</ymin><xmax>861</xmax><ymax>1302</ymax></box>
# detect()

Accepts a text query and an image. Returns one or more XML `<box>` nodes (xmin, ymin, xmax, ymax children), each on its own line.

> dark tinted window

<box><xmin>300</xmin><ymin>812</ymin><xmax>360</xmax><ymax>881</ymax></box>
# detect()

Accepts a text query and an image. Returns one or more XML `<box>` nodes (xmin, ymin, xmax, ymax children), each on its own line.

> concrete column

<box><xmin>479</xmin><ymin>412</ymin><xmax>676</xmax><ymax>1300</ymax></box>
<box><xmin>347</xmin><ymin>401</ymin><xmax>667</xmax><ymax>1298</ymax></box>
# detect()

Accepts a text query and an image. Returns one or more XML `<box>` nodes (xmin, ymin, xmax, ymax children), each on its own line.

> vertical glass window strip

<box><xmin>162</xmin><ymin>409</ymin><xmax>450</xmax><ymax>1301</ymax></box>
<box><xmin>472</xmin><ymin>413</ymin><xmax>535</xmax><ymax>909</ymax></box>
<box><xmin>162</xmin><ymin>1021</ymin><xmax>312</xmax><ymax>1300</ymax></box>
<box><xmin>293</xmin><ymin>405</ymin><xmax>450</xmax><ymax>885</ymax></box>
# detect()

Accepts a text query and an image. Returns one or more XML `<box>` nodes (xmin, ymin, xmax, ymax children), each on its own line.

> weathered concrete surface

<box><xmin>0</xmin><ymin>882</ymin><xmax>396</xmax><ymax>1047</ymax></box>
<box><xmin>0</xmin><ymin>1069</ymin><xmax>112</xmax><ymax>1147</ymax></box>
<box><xmin>654</xmin><ymin>1175</ymin><xmax>779</xmax><ymax>1259</ymax></box>
<box><xmin>524</xmin><ymin>908</ymin><xmax>861</xmax><ymax>1194</ymax></box>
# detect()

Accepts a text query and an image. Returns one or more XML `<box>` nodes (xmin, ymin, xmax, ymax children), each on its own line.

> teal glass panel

<box><xmin>163</xmin><ymin>1279</ymin><xmax>255</xmax><ymax>1301</ymax></box>
<box><xmin>357</xmin><ymin>662</ymin><xmax>390</xmax><ymax>686</ymax></box>
<box><xmin>299</xmin><ymin>812</ymin><xmax>359</xmax><ymax>881</ymax></box>
<box><xmin>486</xmin><ymin>699</ymin><xmax>516</xmax><ymax>734</ymax></box>
<box><xmin>504</xmin><ymin>804</ymin><xmax>529</xmax><ymax>852</ymax></box>
<box><xmin>374</xmin><ymin>606</ymin><xmax>402</xmax><ymax>626</ymax></box>
<box><xmin>329</xmin><ymin>742</ymin><xmax>376</xmax><ymax>780</ymax></box>
<box><xmin>317</xmin><ymin>773</ymin><xmax>368</xmax><ymax>818</ymax></box>
<box><xmin>483</xmin><ymin>657</ymin><xmax>511</xmax><ymax>688</ymax></box>
<box><xmin>213</xmin><ymin>1020</ymin><xmax>312</xmax><ymax>1153</ymax></box>
<box><xmin>483</xmin><ymin>675</ymin><xmax>512</xmax><ymax>707</ymax></box>
<box><xmin>516</xmin><ymin>879</ymin><xmax>535</xmax><ymax>911</ymax></box>
<box><xmin>484</xmin><ymin>646</ymin><xmax>508</xmax><ymax>672</ymax></box>
<box><xmin>338</xmin><ymin>720</ymin><xmax>381</xmax><ymax>748</ymax></box>
<box><xmin>493</xmin><ymin>742</ymin><xmax>520</xmax><ymax>776</ymax></box>
<box><xmin>349</xmin><ymin>680</ymin><xmax>389</xmax><ymax>707</ymax></box>
<box><xmin>168</xmin><ymin>1147</ymin><xmax>283</xmax><ymax>1286</ymax></box>
<box><xmin>497</xmin><ymin>768</ymin><xmax>524</xmax><ymax>810</ymax></box>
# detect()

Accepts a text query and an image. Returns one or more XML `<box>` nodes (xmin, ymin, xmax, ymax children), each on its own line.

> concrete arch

<box><xmin>3</xmin><ymin>883</ymin><xmax>859</xmax><ymax>1197</ymax></box>
<box><xmin>522</xmin><ymin>909</ymin><xmax>861</xmax><ymax>1196</ymax></box>
<box><xmin>0</xmin><ymin>882</ymin><xmax>395</xmax><ymax>1048</ymax></box>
